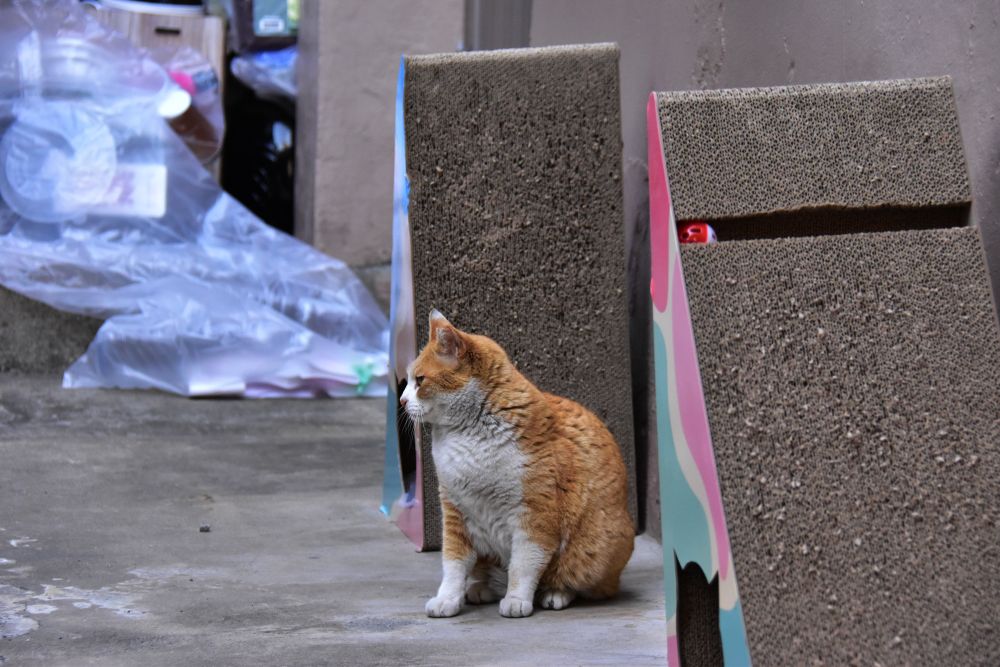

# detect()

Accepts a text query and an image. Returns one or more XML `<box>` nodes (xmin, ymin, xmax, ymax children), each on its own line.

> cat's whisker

<box><xmin>408</xmin><ymin>418</ymin><xmax>421</xmax><ymax>454</ymax></box>
<box><xmin>393</xmin><ymin>405</ymin><xmax>419</xmax><ymax>453</ymax></box>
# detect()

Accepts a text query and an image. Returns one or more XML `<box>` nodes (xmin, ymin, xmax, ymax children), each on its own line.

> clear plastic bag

<box><xmin>0</xmin><ymin>0</ymin><xmax>388</xmax><ymax>397</ymax></box>
<box><xmin>231</xmin><ymin>46</ymin><xmax>297</xmax><ymax>100</ymax></box>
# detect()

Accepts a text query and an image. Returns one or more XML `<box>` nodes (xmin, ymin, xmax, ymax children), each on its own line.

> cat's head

<box><xmin>399</xmin><ymin>309</ymin><xmax>504</xmax><ymax>425</ymax></box>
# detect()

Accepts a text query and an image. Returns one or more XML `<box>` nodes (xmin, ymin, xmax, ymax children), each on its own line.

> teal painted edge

<box><xmin>653</xmin><ymin>319</ymin><xmax>713</xmax><ymax>618</ymax></box>
<box><xmin>381</xmin><ymin>56</ymin><xmax>408</xmax><ymax>516</ymax></box>
<box><xmin>721</xmin><ymin>602</ymin><xmax>753</xmax><ymax>666</ymax></box>
<box><xmin>657</xmin><ymin>328</ymin><xmax>714</xmax><ymax>571</ymax></box>
<box><xmin>653</xmin><ymin>319</ymin><xmax>679</xmax><ymax>621</ymax></box>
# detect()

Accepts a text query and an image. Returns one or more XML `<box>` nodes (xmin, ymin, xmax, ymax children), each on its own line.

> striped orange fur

<box><xmin>400</xmin><ymin>310</ymin><xmax>634</xmax><ymax>618</ymax></box>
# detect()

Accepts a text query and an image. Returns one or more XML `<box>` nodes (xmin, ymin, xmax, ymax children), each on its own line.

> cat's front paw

<box><xmin>499</xmin><ymin>594</ymin><xmax>534</xmax><ymax>618</ymax></box>
<box><xmin>539</xmin><ymin>589</ymin><xmax>575</xmax><ymax>610</ymax></box>
<box><xmin>425</xmin><ymin>594</ymin><xmax>463</xmax><ymax>618</ymax></box>
<box><xmin>466</xmin><ymin>581</ymin><xmax>500</xmax><ymax>605</ymax></box>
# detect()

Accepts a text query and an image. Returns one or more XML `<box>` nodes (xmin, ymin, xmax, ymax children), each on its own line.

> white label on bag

<box><xmin>89</xmin><ymin>164</ymin><xmax>168</xmax><ymax>218</ymax></box>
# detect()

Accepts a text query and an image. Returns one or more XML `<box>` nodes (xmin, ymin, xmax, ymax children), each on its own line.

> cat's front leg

<box><xmin>426</xmin><ymin>497</ymin><xmax>475</xmax><ymax>618</ymax></box>
<box><xmin>499</xmin><ymin>528</ymin><xmax>552</xmax><ymax>618</ymax></box>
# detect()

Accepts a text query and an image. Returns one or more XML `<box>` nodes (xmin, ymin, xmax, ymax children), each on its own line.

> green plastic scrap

<box><xmin>352</xmin><ymin>360</ymin><xmax>375</xmax><ymax>395</ymax></box>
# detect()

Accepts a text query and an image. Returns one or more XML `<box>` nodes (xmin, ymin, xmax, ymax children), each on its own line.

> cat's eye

<box><xmin>415</xmin><ymin>375</ymin><xmax>425</xmax><ymax>387</ymax></box>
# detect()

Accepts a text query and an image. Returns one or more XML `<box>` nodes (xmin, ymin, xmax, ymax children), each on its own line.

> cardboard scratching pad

<box><xmin>683</xmin><ymin>228</ymin><xmax>1000</xmax><ymax>664</ymax></box>
<box><xmin>383</xmin><ymin>44</ymin><xmax>635</xmax><ymax>550</ymax></box>
<box><xmin>658</xmin><ymin>77</ymin><xmax>971</xmax><ymax>239</ymax></box>
<box><xmin>649</xmin><ymin>75</ymin><xmax>1000</xmax><ymax>665</ymax></box>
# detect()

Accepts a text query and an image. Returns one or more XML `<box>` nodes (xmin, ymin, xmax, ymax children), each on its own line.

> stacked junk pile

<box><xmin>0</xmin><ymin>0</ymin><xmax>386</xmax><ymax>398</ymax></box>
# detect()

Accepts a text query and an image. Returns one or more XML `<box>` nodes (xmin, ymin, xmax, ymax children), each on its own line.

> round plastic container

<box><xmin>0</xmin><ymin>102</ymin><xmax>117</xmax><ymax>222</ymax></box>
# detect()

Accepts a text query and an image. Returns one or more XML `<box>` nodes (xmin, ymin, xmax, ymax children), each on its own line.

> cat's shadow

<box><xmin>451</xmin><ymin>588</ymin><xmax>645</xmax><ymax>623</ymax></box>
<box><xmin>569</xmin><ymin>588</ymin><xmax>642</xmax><ymax>608</ymax></box>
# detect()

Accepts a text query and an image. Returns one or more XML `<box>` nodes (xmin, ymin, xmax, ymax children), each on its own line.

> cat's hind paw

<box><xmin>425</xmin><ymin>594</ymin><xmax>463</xmax><ymax>618</ymax></box>
<box><xmin>466</xmin><ymin>581</ymin><xmax>500</xmax><ymax>605</ymax></box>
<box><xmin>539</xmin><ymin>589</ymin><xmax>575</xmax><ymax>610</ymax></box>
<box><xmin>499</xmin><ymin>595</ymin><xmax>534</xmax><ymax>618</ymax></box>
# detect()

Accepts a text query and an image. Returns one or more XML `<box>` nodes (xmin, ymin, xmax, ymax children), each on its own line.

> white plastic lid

<box><xmin>158</xmin><ymin>85</ymin><xmax>192</xmax><ymax>119</ymax></box>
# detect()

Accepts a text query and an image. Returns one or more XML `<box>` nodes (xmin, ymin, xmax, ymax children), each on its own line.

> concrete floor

<box><xmin>0</xmin><ymin>377</ymin><xmax>666</xmax><ymax>666</ymax></box>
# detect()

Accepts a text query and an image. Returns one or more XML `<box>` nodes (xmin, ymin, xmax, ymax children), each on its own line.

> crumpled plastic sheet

<box><xmin>0</xmin><ymin>0</ymin><xmax>388</xmax><ymax>397</ymax></box>
<box><xmin>231</xmin><ymin>46</ymin><xmax>297</xmax><ymax>101</ymax></box>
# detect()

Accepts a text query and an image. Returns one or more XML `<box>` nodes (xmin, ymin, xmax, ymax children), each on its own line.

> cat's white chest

<box><xmin>431</xmin><ymin>424</ymin><xmax>525</xmax><ymax>564</ymax></box>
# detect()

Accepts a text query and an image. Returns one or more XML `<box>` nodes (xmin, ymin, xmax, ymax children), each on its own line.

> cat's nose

<box><xmin>400</xmin><ymin>396</ymin><xmax>408</xmax><ymax>408</ymax></box>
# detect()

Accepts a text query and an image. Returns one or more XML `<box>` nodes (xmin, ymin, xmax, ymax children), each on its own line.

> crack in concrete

<box><xmin>783</xmin><ymin>36</ymin><xmax>796</xmax><ymax>82</ymax></box>
<box><xmin>692</xmin><ymin>0</ymin><xmax>728</xmax><ymax>89</ymax></box>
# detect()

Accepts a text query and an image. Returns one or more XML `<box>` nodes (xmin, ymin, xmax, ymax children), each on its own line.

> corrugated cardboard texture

<box><xmin>682</xmin><ymin>227</ymin><xmax>1000</xmax><ymax>665</ymax></box>
<box><xmin>675</xmin><ymin>559</ymin><xmax>724</xmax><ymax>666</ymax></box>
<box><xmin>0</xmin><ymin>287</ymin><xmax>99</xmax><ymax>376</ymax></box>
<box><xmin>657</xmin><ymin>77</ymin><xmax>971</xmax><ymax>233</ymax></box>
<box><xmin>405</xmin><ymin>44</ymin><xmax>636</xmax><ymax>549</ymax></box>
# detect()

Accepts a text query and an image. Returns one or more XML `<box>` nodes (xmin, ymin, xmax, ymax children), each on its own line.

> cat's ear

<box><xmin>428</xmin><ymin>308</ymin><xmax>451</xmax><ymax>333</ymax></box>
<box><xmin>435</xmin><ymin>326</ymin><xmax>465</xmax><ymax>362</ymax></box>
<box><xmin>429</xmin><ymin>309</ymin><xmax>465</xmax><ymax>362</ymax></box>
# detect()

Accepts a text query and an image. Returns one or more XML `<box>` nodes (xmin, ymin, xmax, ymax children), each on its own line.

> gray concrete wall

<box><xmin>0</xmin><ymin>288</ymin><xmax>100</xmax><ymax>376</ymax></box>
<box><xmin>530</xmin><ymin>0</ymin><xmax>1000</xmax><ymax>539</ymax></box>
<box><xmin>295</xmin><ymin>0</ymin><xmax>463</xmax><ymax>311</ymax></box>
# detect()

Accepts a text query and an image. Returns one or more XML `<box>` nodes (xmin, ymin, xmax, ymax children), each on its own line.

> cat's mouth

<box><xmin>405</xmin><ymin>403</ymin><xmax>430</xmax><ymax>422</ymax></box>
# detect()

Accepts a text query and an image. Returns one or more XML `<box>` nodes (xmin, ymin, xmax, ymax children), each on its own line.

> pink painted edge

<box><xmin>670</xmin><ymin>260</ymin><xmax>732</xmax><ymax>580</ymax></box>
<box><xmin>396</xmin><ymin>435</ymin><xmax>425</xmax><ymax>550</ymax></box>
<box><xmin>648</xmin><ymin>94</ymin><xmax>671</xmax><ymax>314</ymax></box>
<box><xmin>649</xmin><ymin>93</ymin><xmax>678</xmax><ymax>664</ymax></box>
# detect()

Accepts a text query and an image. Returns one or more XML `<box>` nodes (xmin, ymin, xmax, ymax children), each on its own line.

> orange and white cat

<box><xmin>400</xmin><ymin>310</ymin><xmax>634</xmax><ymax>618</ymax></box>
